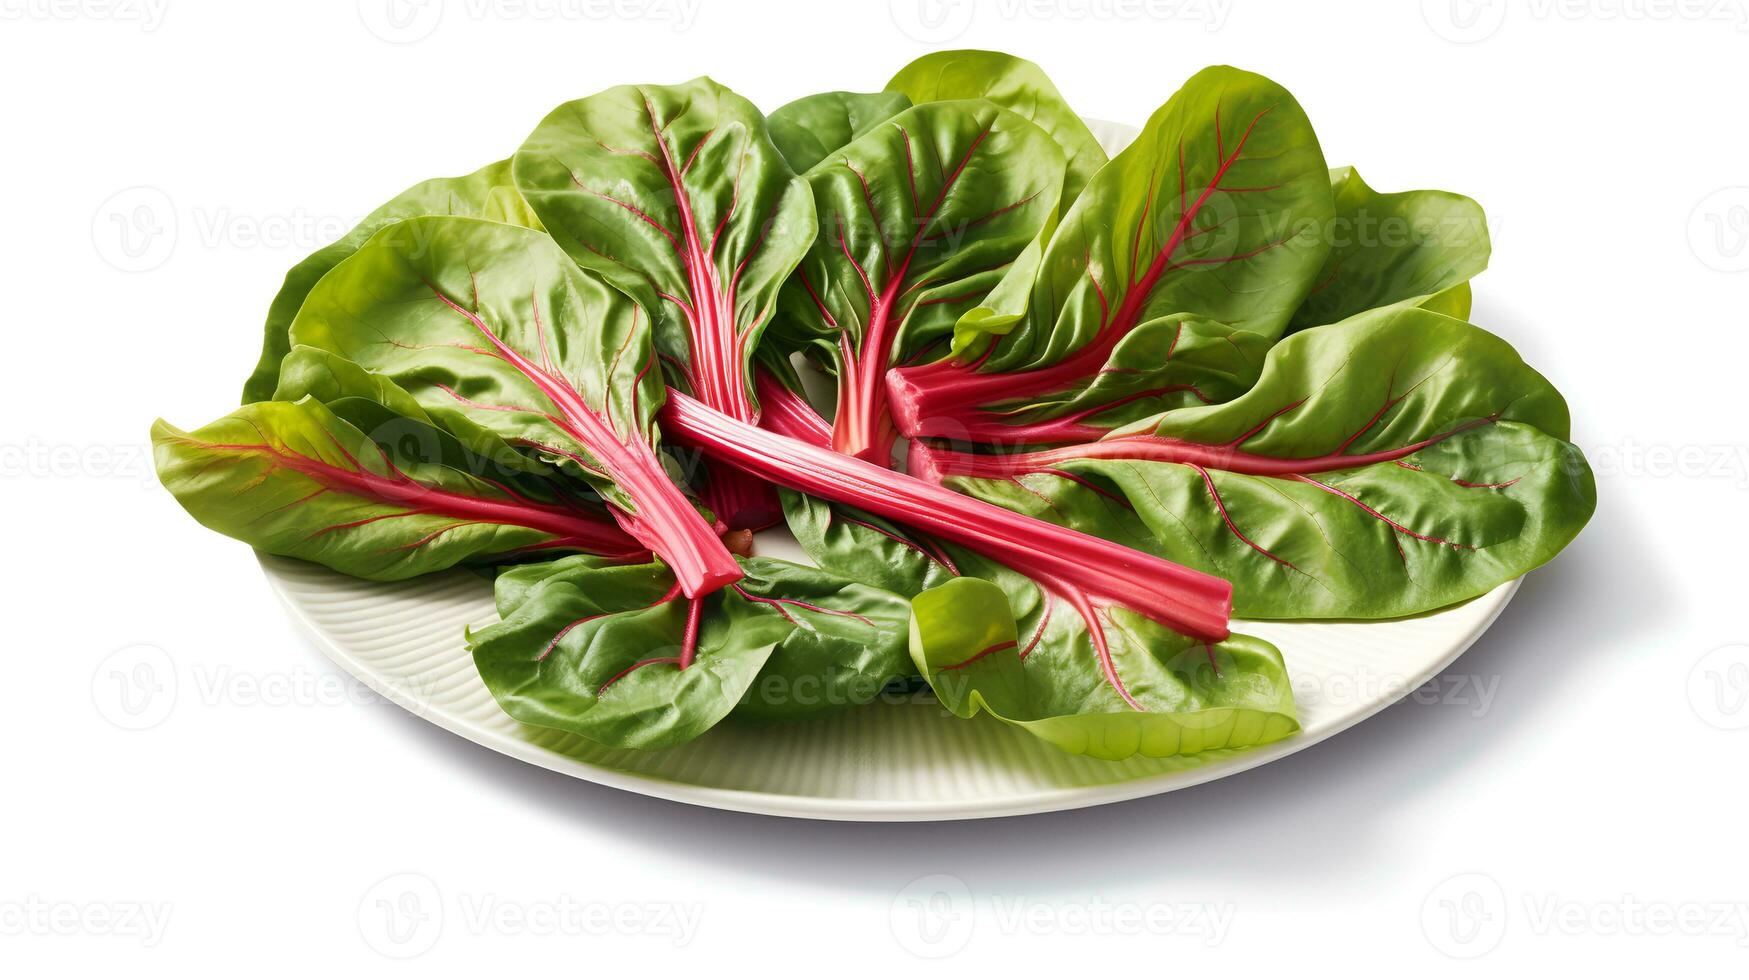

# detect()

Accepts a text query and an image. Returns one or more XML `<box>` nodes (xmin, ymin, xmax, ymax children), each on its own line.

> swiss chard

<box><xmin>286</xmin><ymin>215</ymin><xmax>740</xmax><ymax>597</ymax></box>
<box><xmin>912</xmin><ymin>578</ymin><xmax>1297</xmax><ymax>760</ymax></box>
<box><xmin>661</xmin><ymin>387</ymin><xmax>1234</xmax><ymax>643</ymax></box>
<box><xmin>469</xmin><ymin>553</ymin><xmax>912</xmax><ymax>746</ymax></box>
<box><xmin>767</xmin><ymin>90</ymin><xmax>912</xmax><ymax>173</ymax></box>
<box><xmin>775</xmin><ymin>99</ymin><xmax>1066</xmax><ymax>463</ymax></box>
<box><xmin>910</xmin><ymin>307</ymin><xmax>1596</xmax><ymax>619</ymax></box>
<box><xmin>753</xmin><ymin>381</ymin><xmax>1292</xmax><ymax>754</ymax></box>
<box><xmin>241</xmin><ymin>159</ymin><xmax>541</xmax><ymax>404</ymax></box>
<box><xmin>886</xmin><ymin>66</ymin><xmax>1335</xmax><ymax>445</ymax></box>
<box><xmin>1290</xmin><ymin>166</ymin><xmax>1490</xmax><ymax>331</ymax></box>
<box><xmin>152</xmin><ymin>398</ymin><xmax>645</xmax><ymax>580</ymax></box>
<box><xmin>513</xmin><ymin>78</ymin><xmax>816</xmax><ymax>531</ymax></box>
<box><xmin>886</xmin><ymin>50</ymin><xmax>1108</xmax><ymax>208</ymax></box>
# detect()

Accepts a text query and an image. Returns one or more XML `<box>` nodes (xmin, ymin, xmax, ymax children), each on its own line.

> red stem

<box><xmin>908</xmin><ymin>417</ymin><xmax>1499</xmax><ymax>483</ymax></box>
<box><xmin>660</xmin><ymin>389</ymin><xmax>1232</xmax><ymax>642</ymax></box>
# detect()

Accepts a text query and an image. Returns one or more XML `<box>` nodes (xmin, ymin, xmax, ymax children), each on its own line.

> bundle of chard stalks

<box><xmin>155</xmin><ymin>51</ymin><xmax>1595</xmax><ymax>759</ymax></box>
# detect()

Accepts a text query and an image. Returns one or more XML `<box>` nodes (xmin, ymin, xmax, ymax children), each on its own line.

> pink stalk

<box><xmin>660</xmin><ymin>389</ymin><xmax>1233</xmax><ymax>642</ymax></box>
<box><xmin>886</xmin><ymin>105</ymin><xmax>1283</xmax><ymax>445</ymax></box>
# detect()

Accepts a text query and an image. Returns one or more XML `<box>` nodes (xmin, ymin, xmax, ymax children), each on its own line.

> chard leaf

<box><xmin>913</xmin><ymin>307</ymin><xmax>1597</xmax><ymax>619</ymax></box>
<box><xmin>241</xmin><ymin>159</ymin><xmax>540</xmax><ymax>404</ymax></box>
<box><xmin>767</xmin><ymin>90</ymin><xmax>912</xmax><ymax>173</ymax></box>
<box><xmin>469</xmin><ymin>554</ymin><xmax>912</xmax><ymax>746</ymax></box>
<box><xmin>272</xmin><ymin>344</ymin><xmax>552</xmax><ymax>478</ymax></box>
<box><xmin>780</xmin><ymin>489</ymin><xmax>959</xmax><ymax>598</ymax></box>
<box><xmin>513</xmin><ymin>78</ymin><xmax>817</xmax><ymax>530</ymax></box>
<box><xmin>152</xmin><ymin>398</ymin><xmax>643</xmax><ymax>580</ymax></box>
<box><xmin>287</xmin><ymin>214</ymin><xmax>740</xmax><ymax>597</ymax></box>
<box><xmin>887</xmin><ymin>66</ymin><xmax>1335</xmax><ymax>444</ymax></box>
<box><xmin>886</xmin><ymin>49</ymin><xmax>1107</xmax><ymax>207</ymax></box>
<box><xmin>911</xmin><ymin>578</ymin><xmax>1297</xmax><ymax>761</ymax></box>
<box><xmin>1291</xmin><ymin>166</ymin><xmax>1490</xmax><ymax>331</ymax></box>
<box><xmin>775</xmin><ymin>99</ymin><xmax>1066</xmax><ymax>462</ymax></box>
<box><xmin>777</xmin><ymin>466</ymin><xmax>1294</xmax><ymax>761</ymax></box>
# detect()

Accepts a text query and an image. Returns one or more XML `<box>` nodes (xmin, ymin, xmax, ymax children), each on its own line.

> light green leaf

<box><xmin>886</xmin><ymin>49</ymin><xmax>1107</xmax><ymax>207</ymax></box>
<box><xmin>911</xmin><ymin>578</ymin><xmax>1298</xmax><ymax>760</ymax></box>
<box><xmin>241</xmin><ymin>159</ymin><xmax>540</xmax><ymax>403</ymax></box>
<box><xmin>1290</xmin><ymin>166</ymin><xmax>1490</xmax><ymax>331</ymax></box>
<box><xmin>767</xmin><ymin>90</ymin><xmax>911</xmax><ymax>172</ymax></box>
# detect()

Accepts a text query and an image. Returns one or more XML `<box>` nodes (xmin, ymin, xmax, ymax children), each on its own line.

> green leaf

<box><xmin>887</xmin><ymin>65</ymin><xmax>1336</xmax><ymax>444</ymax></box>
<box><xmin>468</xmin><ymin>555</ymin><xmax>912</xmax><ymax>746</ymax></box>
<box><xmin>915</xmin><ymin>306</ymin><xmax>1597</xmax><ymax>619</ymax></box>
<box><xmin>513</xmin><ymin>78</ymin><xmax>816</xmax><ymax>529</ymax></box>
<box><xmin>272</xmin><ymin>344</ymin><xmax>552</xmax><ymax>478</ymax></box>
<box><xmin>767</xmin><ymin>90</ymin><xmax>911</xmax><ymax>173</ymax></box>
<box><xmin>286</xmin><ymin>214</ymin><xmax>739</xmax><ymax>596</ymax></box>
<box><xmin>775</xmin><ymin>99</ymin><xmax>1066</xmax><ymax>461</ymax></box>
<box><xmin>1290</xmin><ymin>166</ymin><xmax>1490</xmax><ymax>331</ymax></box>
<box><xmin>241</xmin><ymin>159</ymin><xmax>540</xmax><ymax>404</ymax></box>
<box><xmin>780</xmin><ymin>489</ymin><xmax>959</xmax><ymax>598</ymax></box>
<box><xmin>886</xmin><ymin>50</ymin><xmax>1107</xmax><ymax>207</ymax></box>
<box><xmin>152</xmin><ymin>398</ymin><xmax>642</xmax><ymax>580</ymax></box>
<box><xmin>911</xmin><ymin>578</ymin><xmax>1298</xmax><ymax>760</ymax></box>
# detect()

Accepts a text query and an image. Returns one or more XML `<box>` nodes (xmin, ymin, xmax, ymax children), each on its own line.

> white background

<box><xmin>2</xmin><ymin>0</ymin><xmax>1744</xmax><ymax>972</ymax></box>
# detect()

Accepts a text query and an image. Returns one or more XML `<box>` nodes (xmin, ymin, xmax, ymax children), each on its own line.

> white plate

<box><xmin>258</xmin><ymin>118</ymin><xmax>1521</xmax><ymax>820</ymax></box>
<box><xmin>261</xmin><ymin>552</ymin><xmax>1517</xmax><ymax>821</ymax></box>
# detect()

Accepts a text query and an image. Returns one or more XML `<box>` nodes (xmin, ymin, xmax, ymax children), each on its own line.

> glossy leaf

<box><xmin>775</xmin><ymin>100</ymin><xmax>1066</xmax><ymax>462</ymax></box>
<box><xmin>286</xmin><ymin>215</ymin><xmax>739</xmax><ymax>597</ymax></box>
<box><xmin>152</xmin><ymin>398</ymin><xmax>643</xmax><ymax>580</ymax></box>
<box><xmin>241</xmin><ymin>159</ymin><xmax>540</xmax><ymax>403</ymax></box>
<box><xmin>272</xmin><ymin>344</ymin><xmax>552</xmax><ymax>478</ymax></box>
<box><xmin>911</xmin><ymin>578</ymin><xmax>1297</xmax><ymax>760</ymax></box>
<box><xmin>1290</xmin><ymin>166</ymin><xmax>1490</xmax><ymax>331</ymax></box>
<box><xmin>912</xmin><ymin>307</ymin><xmax>1597</xmax><ymax>619</ymax></box>
<box><xmin>767</xmin><ymin>90</ymin><xmax>911</xmax><ymax>173</ymax></box>
<box><xmin>886</xmin><ymin>66</ymin><xmax>1335</xmax><ymax>444</ymax></box>
<box><xmin>469</xmin><ymin>554</ymin><xmax>911</xmax><ymax>746</ymax></box>
<box><xmin>513</xmin><ymin>78</ymin><xmax>816</xmax><ymax>529</ymax></box>
<box><xmin>886</xmin><ymin>49</ymin><xmax>1106</xmax><ymax>207</ymax></box>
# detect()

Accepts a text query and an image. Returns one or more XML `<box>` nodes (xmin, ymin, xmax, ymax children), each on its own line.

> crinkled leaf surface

<box><xmin>767</xmin><ymin>90</ymin><xmax>911</xmax><ymax>173</ymax></box>
<box><xmin>152</xmin><ymin>398</ymin><xmax>642</xmax><ymax>581</ymax></box>
<box><xmin>886</xmin><ymin>66</ymin><xmax>1335</xmax><ymax>444</ymax></box>
<box><xmin>241</xmin><ymin>159</ymin><xmax>540</xmax><ymax>403</ymax></box>
<box><xmin>513</xmin><ymin>78</ymin><xmax>816</xmax><ymax>529</ymax></box>
<box><xmin>469</xmin><ymin>554</ymin><xmax>911</xmax><ymax>747</ymax></box>
<box><xmin>886</xmin><ymin>49</ymin><xmax>1106</xmax><ymax>207</ymax></box>
<box><xmin>916</xmin><ymin>307</ymin><xmax>1596</xmax><ymax>619</ymax></box>
<box><xmin>775</xmin><ymin>99</ymin><xmax>1065</xmax><ymax>462</ymax></box>
<box><xmin>1290</xmin><ymin>166</ymin><xmax>1490</xmax><ymax>331</ymax></box>
<box><xmin>272</xmin><ymin>344</ymin><xmax>555</xmax><ymax>479</ymax></box>
<box><xmin>286</xmin><ymin>214</ymin><xmax>737</xmax><ymax>595</ymax></box>
<box><xmin>911</xmin><ymin>578</ymin><xmax>1297</xmax><ymax>760</ymax></box>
